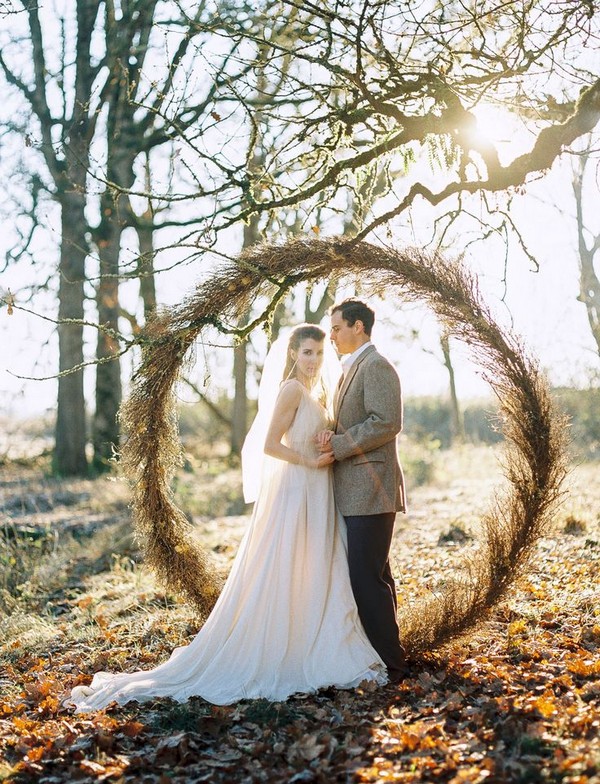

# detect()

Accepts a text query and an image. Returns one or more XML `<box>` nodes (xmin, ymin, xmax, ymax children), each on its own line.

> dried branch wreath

<box><xmin>120</xmin><ymin>237</ymin><xmax>567</xmax><ymax>656</ymax></box>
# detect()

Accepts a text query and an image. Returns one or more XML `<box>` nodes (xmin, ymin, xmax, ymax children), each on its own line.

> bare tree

<box><xmin>0</xmin><ymin>1</ymin><xmax>106</xmax><ymax>475</ymax></box>
<box><xmin>0</xmin><ymin>1</ymin><xmax>248</xmax><ymax>473</ymax></box>
<box><xmin>572</xmin><ymin>145</ymin><xmax>600</xmax><ymax>356</ymax></box>
<box><xmin>3</xmin><ymin>0</ymin><xmax>600</xmax><ymax>476</ymax></box>
<box><xmin>147</xmin><ymin>1</ymin><xmax>599</xmax><ymax>243</ymax></box>
<box><xmin>440</xmin><ymin>333</ymin><xmax>466</xmax><ymax>444</ymax></box>
<box><xmin>90</xmin><ymin>2</ymin><xmax>165</xmax><ymax>469</ymax></box>
<box><xmin>91</xmin><ymin>1</ymin><xmax>229</xmax><ymax>469</ymax></box>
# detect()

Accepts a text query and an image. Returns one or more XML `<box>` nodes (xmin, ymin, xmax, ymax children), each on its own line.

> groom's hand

<box><xmin>314</xmin><ymin>452</ymin><xmax>335</xmax><ymax>468</ymax></box>
<box><xmin>317</xmin><ymin>441</ymin><xmax>334</xmax><ymax>455</ymax></box>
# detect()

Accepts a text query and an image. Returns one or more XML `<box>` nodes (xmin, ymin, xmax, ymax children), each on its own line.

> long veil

<box><xmin>241</xmin><ymin>328</ymin><xmax>341</xmax><ymax>504</ymax></box>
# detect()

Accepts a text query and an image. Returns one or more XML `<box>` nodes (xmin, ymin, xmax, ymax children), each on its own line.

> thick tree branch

<box><xmin>355</xmin><ymin>79</ymin><xmax>600</xmax><ymax>241</ymax></box>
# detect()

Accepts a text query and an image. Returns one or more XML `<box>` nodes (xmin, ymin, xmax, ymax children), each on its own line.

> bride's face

<box><xmin>292</xmin><ymin>338</ymin><xmax>325</xmax><ymax>382</ymax></box>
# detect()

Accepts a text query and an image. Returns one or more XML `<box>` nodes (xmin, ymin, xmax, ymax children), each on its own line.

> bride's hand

<box><xmin>314</xmin><ymin>429</ymin><xmax>334</xmax><ymax>447</ymax></box>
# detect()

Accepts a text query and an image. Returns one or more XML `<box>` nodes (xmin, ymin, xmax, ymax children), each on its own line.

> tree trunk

<box><xmin>231</xmin><ymin>215</ymin><xmax>260</xmax><ymax>456</ymax></box>
<box><xmin>92</xmin><ymin>47</ymin><xmax>138</xmax><ymax>469</ymax></box>
<box><xmin>137</xmin><ymin>214</ymin><xmax>157</xmax><ymax>322</ymax></box>
<box><xmin>440</xmin><ymin>333</ymin><xmax>465</xmax><ymax>444</ymax></box>
<box><xmin>51</xmin><ymin>0</ymin><xmax>101</xmax><ymax>476</ymax></box>
<box><xmin>92</xmin><ymin>194</ymin><xmax>122</xmax><ymax>470</ymax></box>
<box><xmin>231</xmin><ymin>320</ymin><xmax>249</xmax><ymax>457</ymax></box>
<box><xmin>136</xmin><ymin>154</ymin><xmax>157</xmax><ymax>324</ymax></box>
<box><xmin>573</xmin><ymin>152</ymin><xmax>600</xmax><ymax>357</ymax></box>
<box><xmin>577</xmin><ymin>246</ymin><xmax>600</xmax><ymax>356</ymax></box>
<box><xmin>54</xmin><ymin>194</ymin><xmax>88</xmax><ymax>476</ymax></box>
<box><xmin>305</xmin><ymin>282</ymin><xmax>336</xmax><ymax>324</ymax></box>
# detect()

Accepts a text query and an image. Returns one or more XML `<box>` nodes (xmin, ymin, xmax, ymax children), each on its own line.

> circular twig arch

<box><xmin>120</xmin><ymin>237</ymin><xmax>567</xmax><ymax>657</ymax></box>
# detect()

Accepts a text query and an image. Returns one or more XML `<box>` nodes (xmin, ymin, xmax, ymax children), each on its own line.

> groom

<box><xmin>317</xmin><ymin>299</ymin><xmax>407</xmax><ymax>682</ymax></box>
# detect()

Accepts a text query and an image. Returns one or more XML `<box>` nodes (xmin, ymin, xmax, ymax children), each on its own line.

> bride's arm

<box><xmin>264</xmin><ymin>382</ymin><xmax>334</xmax><ymax>468</ymax></box>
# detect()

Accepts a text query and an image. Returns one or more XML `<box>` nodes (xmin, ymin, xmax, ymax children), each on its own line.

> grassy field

<box><xmin>0</xmin><ymin>443</ymin><xmax>598</xmax><ymax>783</ymax></box>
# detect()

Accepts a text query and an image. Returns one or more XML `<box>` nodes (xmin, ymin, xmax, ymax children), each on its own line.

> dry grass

<box><xmin>2</xmin><ymin>444</ymin><xmax>592</xmax><ymax>670</ymax></box>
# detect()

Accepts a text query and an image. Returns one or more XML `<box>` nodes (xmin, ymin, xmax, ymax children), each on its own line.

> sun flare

<box><xmin>471</xmin><ymin>103</ymin><xmax>520</xmax><ymax>147</ymax></box>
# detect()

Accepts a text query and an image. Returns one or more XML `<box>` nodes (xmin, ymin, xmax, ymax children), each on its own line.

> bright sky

<box><xmin>1</xmin><ymin>103</ymin><xmax>599</xmax><ymax>419</ymax></box>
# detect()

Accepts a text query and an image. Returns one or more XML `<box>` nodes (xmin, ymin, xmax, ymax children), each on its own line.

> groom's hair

<box><xmin>330</xmin><ymin>299</ymin><xmax>375</xmax><ymax>336</ymax></box>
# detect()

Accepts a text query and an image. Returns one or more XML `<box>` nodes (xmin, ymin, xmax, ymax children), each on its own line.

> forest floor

<box><xmin>0</xmin><ymin>443</ymin><xmax>598</xmax><ymax>783</ymax></box>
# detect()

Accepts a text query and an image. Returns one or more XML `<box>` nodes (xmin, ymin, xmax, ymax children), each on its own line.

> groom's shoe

<box><xmin>387</xmin><ymin>666</ymin><xmax>409</xmax><ymax>684</ymax></box>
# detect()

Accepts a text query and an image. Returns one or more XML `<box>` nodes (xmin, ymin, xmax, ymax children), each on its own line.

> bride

<box><xmin>68</xmin><ymin>324</ymin><xmax>386</xmax><ymax>712</ymax></box>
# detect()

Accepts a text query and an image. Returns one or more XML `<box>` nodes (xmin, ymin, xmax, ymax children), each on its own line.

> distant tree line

<box><xmin>177</xmin><ymin>386</ymin><xmax>600</xmax><ymax>458</ymax></box>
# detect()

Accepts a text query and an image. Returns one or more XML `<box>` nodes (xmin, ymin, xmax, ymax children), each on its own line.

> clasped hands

<box><xmin>313</xmin><ymin>429</ymin><xmax>335</xmax><ymax>467</ymax></box>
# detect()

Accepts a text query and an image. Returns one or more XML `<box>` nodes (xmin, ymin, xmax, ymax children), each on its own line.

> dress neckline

<box><xmin>282</xmin><ymin>378</ymin><xmax>328</xmax><ymax>415</ymax></box>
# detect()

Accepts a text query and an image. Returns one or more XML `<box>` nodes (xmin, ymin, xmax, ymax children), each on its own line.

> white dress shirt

<box><xmin>341</xmin><ymin>341</ymin><xmax>372</xmax><ymax>378</ymax></box>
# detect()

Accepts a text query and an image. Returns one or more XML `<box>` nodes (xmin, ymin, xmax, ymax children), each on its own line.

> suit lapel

<box><xmin>334</xmin><ymin>345</ymin><xmax>376</xmax><ymax>427</ymax></box>
<box><xmin>333</xmin><ymin>372</ymin><xmax>344</xmax><ymax>412</ymax></box>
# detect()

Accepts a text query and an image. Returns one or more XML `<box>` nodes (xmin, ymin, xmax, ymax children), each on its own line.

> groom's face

<box><xmin>330</xmin><ymin>311</ymin><xmax>363</xmax><ymax>355</ymax></box>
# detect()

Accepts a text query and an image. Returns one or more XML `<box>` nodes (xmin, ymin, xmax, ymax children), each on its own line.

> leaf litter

<box><xmin>0</xmin><ymin>445</ymin><xmax>598</xmax><ymax>783</ymax></box>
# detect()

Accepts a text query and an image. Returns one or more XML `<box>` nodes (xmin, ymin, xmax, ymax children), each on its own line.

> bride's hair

<box><xmin>282</xmin><ymin>324</ymin><xmax>326</xmax><ymax>383</ymax></box>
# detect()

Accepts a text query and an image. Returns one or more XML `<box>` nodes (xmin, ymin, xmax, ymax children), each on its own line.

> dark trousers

<box><xmin>345</xmin><ymin>513</ymin><xmax>405</xmax><ymax>676</ymax></box>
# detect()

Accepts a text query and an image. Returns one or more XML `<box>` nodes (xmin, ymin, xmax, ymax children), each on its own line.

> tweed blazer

<box><xmin>330</xmin><ymin>345</ymin><xmax>406</xmax><ymax>516</ymax></box>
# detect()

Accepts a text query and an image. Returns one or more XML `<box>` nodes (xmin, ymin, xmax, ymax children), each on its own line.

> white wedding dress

<box><xmin>69</xmin><ymin>382</ymin><xmax>386</xmax><ymax>712</ymax></box>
